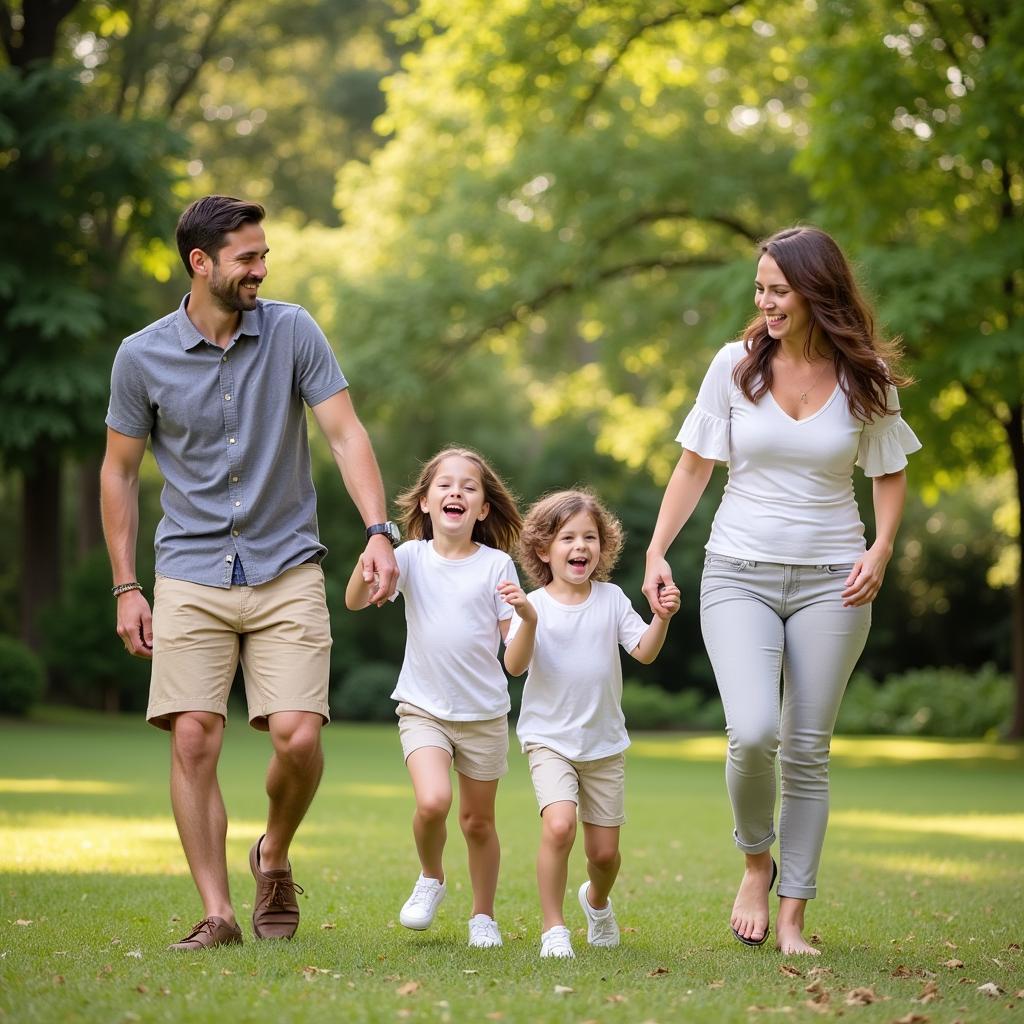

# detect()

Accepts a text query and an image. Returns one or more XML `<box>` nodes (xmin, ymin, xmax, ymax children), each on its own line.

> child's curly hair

<box><xmin>395</xmin><ymin>446</ymin><xmax>522</xmax><ymax>553</ymax></box>
<box><xmin>518</xmin><ymin>489</ymin><xmax>624</xmax><ymax>588</ymax></box>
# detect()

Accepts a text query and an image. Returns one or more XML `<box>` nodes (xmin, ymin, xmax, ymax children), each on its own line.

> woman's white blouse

<box><xmin>677</xmin><ymin>341</ymin><xmax>922</xmax><ymax>564</ymax></box>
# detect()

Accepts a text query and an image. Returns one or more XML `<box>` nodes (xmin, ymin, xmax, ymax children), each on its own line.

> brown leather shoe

<box><xmin>168</xmin><ymin>916</ymin><xmax>242</xmax><ymax>951</ymax></box>
<box><xmin>250</xmin><ymin>834</ymin><xmax>304</xmax><ymax>939</ymax></box>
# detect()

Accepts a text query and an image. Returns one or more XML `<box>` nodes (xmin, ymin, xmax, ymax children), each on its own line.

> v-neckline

<box><xmin>767</xmin><ymin>383</ymin><xmax>842</xmax><ymax>424</ymax></box>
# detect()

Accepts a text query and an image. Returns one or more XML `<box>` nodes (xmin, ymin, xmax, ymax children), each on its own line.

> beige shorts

<box><xmin>396</xmin><ymin>702</ymin><xmax>509</xmax><ymax>781</ymax></box>
<box><xmin>147</xmin><ymin>563</ymin><xmax>332</xmax><ymax>732</ymax></box>
<box><xmin>525</xmin><ymin>744</ymin><xmax>626</xmax><ymax>826</ymax></box>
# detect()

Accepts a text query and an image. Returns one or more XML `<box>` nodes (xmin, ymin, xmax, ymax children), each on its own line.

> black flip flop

<box><xmin>730</xmin><ymin>857</ymin><xmax>778</xmax><ymax>947</ymax></box>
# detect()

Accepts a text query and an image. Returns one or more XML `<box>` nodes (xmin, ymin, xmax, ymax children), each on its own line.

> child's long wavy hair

<box><xmin>518</xmin><ymin>489</ymin><xmax>624</xmax><ymax>589</ymax></box>
<box><xmin>395</xmin><ymin>446</ymin><xmax>522</xmax><ymax>553</ymax></box>
<box><xmin>736</xmin><ymin>226</ymin><xmax>911</xmax><ymax>422</ymax></box>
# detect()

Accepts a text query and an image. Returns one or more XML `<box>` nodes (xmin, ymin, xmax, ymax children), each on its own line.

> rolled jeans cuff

<box><xmin>733</xmin><ymin>828</ymin><xmax>775</xmax><ymax>855</ymax></box>
<box><xmin>778</xmin><ymin>883</ymin><xmax>816</xmax><ymax>900</ymax></box>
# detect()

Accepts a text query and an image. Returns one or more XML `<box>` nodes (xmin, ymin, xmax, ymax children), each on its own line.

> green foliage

<box><xmin>621</xmin><ymin>680</ymin><xmax>724</xmax><ymax>732</ymax></box>
<box><xmin>0</xmin><ymin>634</ymin><xmax>45</xmax><ymax>715</ymax></box>
<box><xmin>330</xmin><ymin>661</ymin><xmax>398</xmax><ymax>722</ymax></box>
<box><xmin>837</xmin><ymin>665</ymin><xmax>1012</xmax><ymax>738</ymax></box>
<box><xmin>39</xmin><ymin>547</ymin><xmax>152</xmax><ymax>713</ymax></box>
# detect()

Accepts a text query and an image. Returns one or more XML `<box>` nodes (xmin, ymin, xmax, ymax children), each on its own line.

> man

<box><xmin>100</xmin><ymin>195</ymin><xmax>399</xmax><ymax>950</ymax></box>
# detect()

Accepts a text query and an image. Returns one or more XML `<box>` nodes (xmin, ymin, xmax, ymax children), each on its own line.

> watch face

<box><xmin>368</xmin><ymin>521</ymin><xmax>400</xmax><ymax>546</ymax></box>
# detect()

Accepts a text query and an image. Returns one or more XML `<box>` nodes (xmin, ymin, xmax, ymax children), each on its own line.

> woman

<box><xmin>643</xmin><ymin>226</ymin><xmax>920</xmax><ymax>955</ymax></box>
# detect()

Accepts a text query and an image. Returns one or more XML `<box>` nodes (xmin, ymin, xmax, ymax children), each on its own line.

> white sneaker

<box><xmin>468</xmin><ymin>914</ymin><xmax>503</xmax><ymax>948</ymax></box>
<box><xmin>539</xmin><ymin>925</ymin><xmax>575</xmax><ymax>959</ymax></box>
<box><xmin>578</xmin><ymin>881</ymin><xmax>620</xmax><ymax>947</ymax></box>
<box><xmin>399</xmin><ymin>874</ymin><xmax>446</xmax><ymax>930</ymax></box>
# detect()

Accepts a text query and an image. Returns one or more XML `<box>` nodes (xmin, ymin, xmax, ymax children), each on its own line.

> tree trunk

<box><xmin>1006</xmin><ymin>403</ymin><xmax>1024</xmax><ymax>739</ymax></box>
<box><xmin>20</xmin><ymin>445</ymin><xmax>63</xmax><ymax>651</ymax></box>
<box><xmin>76</xmin><ymin>455</ymin><xmax>104</xmax><ymax>559</ymax></box>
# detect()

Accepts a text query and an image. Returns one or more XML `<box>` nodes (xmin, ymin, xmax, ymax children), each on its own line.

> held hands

<box><xmin>652</xmin><ymin>582</ymin><xmax>681</xmax><ymax>621</ymax></box>
<box><xmin>642</xmin><ymin>556</ymin><xmax>678</xmax><ymax>617</ymax></box>
<box><xmin>117</xmin><ymin>590</ymin><xmax>153</xmax><ymax>659</ymax></box>
<box><xmin>362</xmin><ymin>534</ymin><xmax>399</xmax><ymax>607</ymax></box>
<box><xmin>497</xmin><ymin>581</ymin><xmax>536</xmax><ymax>622</ymax></box>
<box><xmin>842</xmin><ymin>543</ymin><xmax>892</xmax><ymax>607</ymax></box>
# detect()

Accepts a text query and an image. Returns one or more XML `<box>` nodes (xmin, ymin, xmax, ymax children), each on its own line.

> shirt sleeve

<box><xmin>105</xmin><ymin>342</ymin><xmax>154</xmax><ymax>438</ymax></box>
<box><xmin>675</xmin><ymin>344</ymin><xmax>732</xmax><ymax>461</ymax></box>
<box><xmin>494</xmin><ymin>555</ymin><xmax>520</xmax><ymax>621</ymax></box>
<box><xmin>293</xmin><ymin>306</ymin><xmax>348</xmax><ymax>407</ymax></box>
<box><xmin>615</xmin><ymin>587</ymin><xmax>649</xmax><ymax>654</ymax></box>
<box><xmin>855</xmin><ymin>385</ymin><xmax>923</xmax><ymax>477</ymax></box>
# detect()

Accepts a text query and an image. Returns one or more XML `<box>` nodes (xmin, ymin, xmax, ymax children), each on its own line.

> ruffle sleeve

<box><xmin>855</xmin><ymin>386</ymin><xmax>922</xmax><ymax>477</ymax></box>
<box><xmin>675</xmin><ymin>343</ymin><xmax>735</xmax><ymax>462</ymax></box>
<box><xmin>676</xmin><ymin>406</ymin><xmax>730</xmax><ymax>462</ymax></box>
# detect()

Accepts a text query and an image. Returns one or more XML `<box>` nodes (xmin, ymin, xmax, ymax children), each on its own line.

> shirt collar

<box><xmin>174</xmin><ymin>294</ymin><xmax>263</xmax><ymax>351</ymax></box>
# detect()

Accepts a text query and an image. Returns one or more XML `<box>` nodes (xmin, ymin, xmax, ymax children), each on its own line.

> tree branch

<box><xmin>597</xmin><ymin>205</ymin><xmax>761</xmax><ymax>246</ymax></box>
<box><xmin>163</xmin><ymin>0</ymin><xmax>236</xmax><ymax>117</ymax></box>
<box><xmin>426</xmin><ymin>253</ymin><xmax>725</xmax><ymax>375</ymax></box>
<box><xmin>568</xmin><ymin>2</ymin><xmax>739</xmax><ymax>130</ymax></box>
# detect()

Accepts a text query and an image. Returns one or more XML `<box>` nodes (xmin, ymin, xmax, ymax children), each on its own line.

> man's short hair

<box><xmin>176</xmin><ymin>195</ymin><xmax>266</xmax><ymax>277</ymax></box>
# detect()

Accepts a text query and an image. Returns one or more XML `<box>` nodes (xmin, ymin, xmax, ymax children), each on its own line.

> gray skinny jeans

<box><xmin>699</xmin><ymin>554</ymin><xmax>871</xmax><ymax>899</ymax></box>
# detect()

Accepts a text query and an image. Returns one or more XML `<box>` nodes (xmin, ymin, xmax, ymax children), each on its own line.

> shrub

<box><xmin>0</xmin><ymin>635</ymin><xmax>45</xmax><ymax>715</ymax></box>
<box><xmin>620</xmin><ymin>681</ymin><xmax>722</xmax><ymax>731</ymax></box>
<box><xmin>330</xmin><ymin>661</ymin><xmax>398</xmax><ymax>722</ymax></box>
<box><xmin>836</xmin><ymin>665</ymin><xmax>1012</xmax><ymax>738</ymax></box>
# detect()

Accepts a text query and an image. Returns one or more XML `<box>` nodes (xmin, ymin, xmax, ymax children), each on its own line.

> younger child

<box><xmin>500</xmin><ymin>489</ymin><xmax>680</xmax><ymax>959</ymax></box>
<box><xmin>346</xmin><ymin>447</ymin><xmax>522</xmax><ymax>948</ymax></box>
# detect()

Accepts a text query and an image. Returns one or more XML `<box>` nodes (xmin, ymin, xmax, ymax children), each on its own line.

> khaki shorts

<box><xmin>396</xmin><ymin>702</ymin><xmax>509</xmax><ymax>781</ymax></box>
<box><xmin>525</xmin><ymin>744</ymin><xmax>626</xmax><ymax>826</ymax></box>
<box><xmin>148</xmin><ymin>563</ymin><xmax>332</xmax><ymax>732</ymax></box>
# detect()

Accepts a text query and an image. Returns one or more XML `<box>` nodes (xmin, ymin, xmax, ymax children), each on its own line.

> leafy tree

<box><xmin>794</xmin><ymin>0</ymin><xmax>1024</xmax><ymax>734</ymax></box>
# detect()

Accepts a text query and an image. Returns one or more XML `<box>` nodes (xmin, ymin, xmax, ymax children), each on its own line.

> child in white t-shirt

<box><xmin>500</xmin><ymin>490</ymin><xmax>680</xmax><ymax>959</ymax></box>
<box><xmin>346</xmin><ymin>447</ymin><xmax>522</xmax><ymax>949</ymax></box>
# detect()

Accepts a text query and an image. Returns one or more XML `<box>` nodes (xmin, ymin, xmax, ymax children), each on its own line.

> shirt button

<box><xmin>224</xmin><ymin>394</ymin><xmax>231</xmax><ymax>401</ymax></box>
<box><xmin>234</xmin><ymin>501</ymin><xmax>241</xmax><ymax>507</ymax></box>
<box><xmin>228</xmin><ymin>437</ymin><xmax>236</xmax><ymax>444</ymax></box>
<box><xmin>222</xmin><ymin>355</ymin><xmax>229</xmax><ymax>362</ymax></box>
<box><xmin>232</xmin><ymin>529</ymin><xmax>240</xmax><ymax>537</ymax></box>
<box><xmin>231</xmin><ymin>475</ymin><xmax>239</xmax><ymax>483</ymax></box>
<box><xmin>225</xmin><ymin>555</ymin><xmax>233</xmax><ymax>563</ymax></box>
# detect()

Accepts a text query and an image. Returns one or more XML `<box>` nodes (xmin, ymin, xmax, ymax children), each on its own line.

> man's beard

<box><xmin>209</xmin><ymin>266</ymin><xmax>258</xmax><ymax>313</ymax></box>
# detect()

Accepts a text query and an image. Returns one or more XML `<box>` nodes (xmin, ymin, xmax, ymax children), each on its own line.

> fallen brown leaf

<box><xmin>606</xmin><ymin>993</ymin><xmax>627</xmax><ymax>1003</ymax></box>
<box><xmin>14</xmin><ymin>920</ymin><xmax>32</xmax><ymax>926</ymax></box>
<box><xmin>892</xmin><ymin>1014</ymin><xmax>930</xmax><ymax>1023</ymax></box>
<box><xmin>1007</xmin><ymin>943</ymin><xmax>1021</xmax><ymax>952</ymax></box>
<box><xmin>942</xmin><ymin>959</ymin><xmax>965</xmax><ymax>969</ymax></box>
<box><xmin>136</xmin><ymin>984</ymin><xmax>149</xmax><ymax>994</ymax></box>
<box><xmin>845</xmin><ymin>986</ymin><xmax>879</xmax><ymax>1006</ymax></box>
<box><xmin>807</xmin><ymin>966</ymin><xmax>834</xmax><ymax>979</ymax></box>
<box><xmin>320</xmin><ymin>922</ymin><xmax>335</xmax><ymax>930</ymax></box>
<box><xmin>779</xmin><ymin>964</ymin><xmax>803</xmax><ymax>978</ymax></box>
<box><xmin>51</xmin><ymin>975</ymin><xmax>64</xmax><ymax>986</ymax></box>
<box><xmin>395</xmin><ymin>980</ymin><xmax>420</xmax><ymax>996</ymax></box>
<box><xmin>914</xmin><ymin>980</ymin><xmax>940</xmax><ymax>1004</ymax></box>
<box><xmin>943</xmin><ymin>941</ymin><xmax>958</xmax><ymax>949</ymax></box>
<box><xmin>646</xmin><ymin>966</ymin><xmax>670</xmax><ymax>977</ymax></box>
<box><xmin>891</xmin><ymin>965</ymin><xmax>913</xmax><ymax>978</ymax></box>
<box><xmin>553</xmin><ymin>984</ymin><xmax>574</xmax><ymax>995</ymax></box>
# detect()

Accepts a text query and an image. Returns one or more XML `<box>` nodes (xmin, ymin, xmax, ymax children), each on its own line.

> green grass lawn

<box><xmin>1</xmin><ymin>709</ymin><xmax>1021</xmax><ymax>1023</ymax></box>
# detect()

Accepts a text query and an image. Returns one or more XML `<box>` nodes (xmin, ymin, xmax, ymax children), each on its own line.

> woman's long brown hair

<box><xmin>735</xmin><ymin>226</ymin><xmax>911</xmax><ymax>421</ymax></box>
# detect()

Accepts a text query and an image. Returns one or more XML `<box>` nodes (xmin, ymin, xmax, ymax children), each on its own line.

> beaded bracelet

<box><xmin>111</xmin><ymin>581</ymin><xmax>143</xmax><ymax>598</ymax></box>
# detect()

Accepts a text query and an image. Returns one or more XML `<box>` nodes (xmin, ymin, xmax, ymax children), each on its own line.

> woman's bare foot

<box><xmin>775</xmin><ymin>896</ymin><xmax>820</xmax><ymax>955</ymax></box>
<box><xmin>730</xmin><ymin>852</ymin><xmax>775</xmax><ymax>944</ymax></box>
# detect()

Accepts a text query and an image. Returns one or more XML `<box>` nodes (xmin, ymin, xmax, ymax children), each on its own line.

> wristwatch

<box><xmin>366</xmin><ymin>521</ymin><xmax>400</xmax><ymax>547</ymax></box>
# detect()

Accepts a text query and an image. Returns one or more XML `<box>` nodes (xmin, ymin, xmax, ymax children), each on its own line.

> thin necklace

<box><xmin>798</xmin><ymin>357</ymin><xmax>832</xmax><ymax>404</ymax></box>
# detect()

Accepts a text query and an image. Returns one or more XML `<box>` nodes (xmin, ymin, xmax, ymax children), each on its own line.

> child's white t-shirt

<box><xmin>510</xmin><ymin>582</ymin><xmax>648</xmax><ymax>761</ymax></box>
<box><xmin>389</xmin><ymin>539</ymin><xmax>519</xmax><ymax>721</ymax></box>
<box><xmin>677</xmin><ymin>341</ymin><xmax>922</xmax><ymax>564</ymax></box>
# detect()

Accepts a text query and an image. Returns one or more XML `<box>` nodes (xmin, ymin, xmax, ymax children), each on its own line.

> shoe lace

<box><xmin>266</xmin><ymin>878</ymin><xmax>304</xmax><ymax>908</ymax></box>
<box><xmin>408</xmin><ymin>878</ymin><xmax>439</xmax><ymax>907</ymax></box>
<box><xmin>470</xmin><ymin>918</ymin><xmax>497</xmax><ymax>942</ymax></box>
<box><xmin>184</xmin><ymin>918</ymin><xmax>217</xmax><ymax>940</ymax></box>
<box><xmin>543</xmin><ymin>927</ymin><xmax>571</xmax><ymax>952</ymax></box>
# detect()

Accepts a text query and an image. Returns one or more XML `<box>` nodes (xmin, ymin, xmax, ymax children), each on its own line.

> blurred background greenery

<box><xmin>0</xmin><ymin>0</ymin><xmax>1021</xmax><ymax>737</ymax></box>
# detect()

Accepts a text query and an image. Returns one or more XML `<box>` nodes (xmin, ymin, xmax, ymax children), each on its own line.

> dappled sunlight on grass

<box><xmin>832</xmin><ymin>810</ymin><xmax>1024</xmax><ymax>843</ymax></box>
<box><xmin>0</xmin><ymin>778</ymin><xmax>136</xmax><ymax>795</ymax></box>
<box><xmin>1</xmin><ymin>816</ymin><xmax>264</xmax><ymax>875</ymax></box>
<box><xmin>833</xmin><ymin>849</ymin><xmax>1016</xmax><ymax>882</ymax></box>
<box><xmin>630</xmin><ymin>734</ymin><xmax>1022</xmax><ymax>765</ymax></box>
